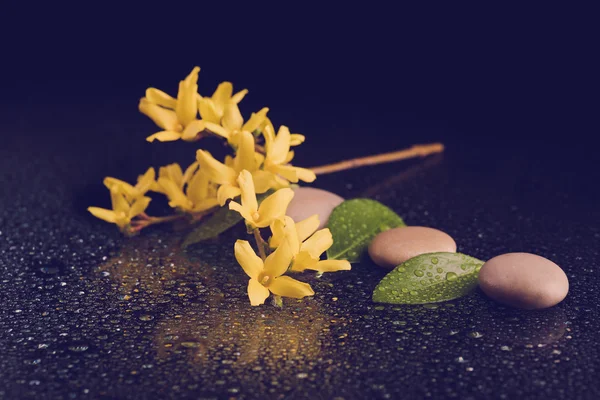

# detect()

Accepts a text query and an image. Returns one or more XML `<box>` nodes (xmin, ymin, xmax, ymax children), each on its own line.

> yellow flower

<box><xmin>228</xmin><ymin>170</ymin><xmax>294</xmax><ymax>229</ymax></box>
<box><xmin>270</xmin><ymin>216</ymin><xmax>351</xmax><ymax>273</ymax></box>
<box><xmin>198</xmin><ymin>81</ymin><xmax>248</xmax><ymax>124</ymax></box>
<box><xmin>263</xmin><ymin>123</ymin><xmax>316</xmax><ymax>184</ymax></box>
<box><xmin>140</xmin><ymin>66</ymin><xmax>206</xmax><ymax>143</ymax></box>
<box><xmin>153</xmin><ymin>162</ymin><xmax>219</xmax><ymax>213</ymax></box>
<box><xmin>235</xmin><ymin>239</ymin><xmax>314</xmax><ymax>306</ymax></box>
<box><xmin>262</xmin><ymin>117</ymin><xmax>305</xmax><ymax>146</ymax></box>
<box><xmin>103</xmin><ymin>168</ymin><xmax>155</xmax><ymax>203</ymax></box>
<box><xmin>88</xmin><ymin>186</ymin><xmax>151</xmax><ymax>229</ymax></box>
<box><xmin>196</xmin><ymin>131</ymin><xmax>280</xmax><ymax>205</ymax></box>
<box><xmin>203</xmin><ymin>102</ymin><xmax>269</xmax><ymax>147</ymax></box>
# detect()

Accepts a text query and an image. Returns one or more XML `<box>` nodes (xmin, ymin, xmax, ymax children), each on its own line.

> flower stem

<box><xmin>309</xmin><ymin>142</ymin><xmax>444</xmax><ymax>176</ymax></box>
<box><xmin>253</xmin><ymin>229</ymin><xmax>268</xmax><ymax>261</ymax></box>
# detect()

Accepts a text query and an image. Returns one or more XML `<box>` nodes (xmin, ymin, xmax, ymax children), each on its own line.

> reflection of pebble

<box><xmin>286</xmin><ymin>187</ymin><xmax>344</xmax><ymax>230</ymax></box>
<box><xmin>479</xmin><ymin>253</ymin><xmax>569</xmax><ymax>309</ymax></box>
<box><xmin>368</xmin><ymin>226</ymin><xmax>457</xmax><ymax>269</ymax></box>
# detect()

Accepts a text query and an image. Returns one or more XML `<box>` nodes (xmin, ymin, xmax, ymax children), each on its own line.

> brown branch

<box><xmin>309</xmin><ymin>143</ymin><xmax>444</xmax><ymax>176</ymax></box>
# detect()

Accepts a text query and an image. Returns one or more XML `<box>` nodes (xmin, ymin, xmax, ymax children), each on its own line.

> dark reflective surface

<box><xmin>0</xmin><ymin>101</ymin><xmax>598</xmax><ymax>398</ymax></box>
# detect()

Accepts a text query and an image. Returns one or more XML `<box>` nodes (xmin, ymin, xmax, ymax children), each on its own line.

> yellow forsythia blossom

<box><xmin>140</xmin><ymin>67</ymin><xmax>206</xmax><ymax>143</ymax></box>
<box><xmin>262</xmin><ymin>117</ymin><xmax>305</xmax><ymax>146</ymax></box>
<box><xmin>196</xmin><ymin>131</ymin><xmax>280</xmax><ymax>205</ymax></box>
<box><xmin>103</xmin><ymin>167</ymin><xmax>155</xmax><ymax>203</ymax></box>
<box><xmin>263</xmin><ymin>123</ymin><xmax>316</xmax><ymax>184</ymax></box>
<box><xmin>228</xmin><ymin>170</ymin><xmax>294</xmax><ymax>229</ymax></box>
<box><xmin>198</xmin><ymin>82</ymin><xmax>248</xmax><ymax>124</ymax></box>
<box><xmin>153</xmin><ymin>163</ymin><xmax>219</xmax><ymax>213</ymax></box>
<box><xmin>88</xmin><ymin>186</ymin><xmax>151</xmax><ymax>230</ymax></box>
<box><xmin>270</xmin><ymin>216</ymin><xmax>351</xmax><ymax>273</ymax></box>
<box><xmin>234</xmin><ymin>239</ymin><xmax>314</xmax><ymax>306</ymax></box>
<box><xmin>203</xmin><ymin>102</ymin><xmax>269</xmax><ymax>147</ymax></box>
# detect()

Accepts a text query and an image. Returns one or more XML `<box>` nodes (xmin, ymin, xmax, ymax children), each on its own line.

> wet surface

<box><xmin>1</xmin><ymin>104</ymin><xmax>599</xmax><ymax>399</ymax></box>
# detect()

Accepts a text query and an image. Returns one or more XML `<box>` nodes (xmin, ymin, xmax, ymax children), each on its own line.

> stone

<box><xmin>286</xmin><ymin>187</ymin><xmax>344</xmax><ymax>230</ymax></box>
<box><xmin>368</xmin><ymin>226</ymin><xmax>457</xmax><ymax>269</ymax></box>
<box><xmin>479</xmin><ymin>252</ymin><xmax>569</xmax><ymax>309</ymax></box>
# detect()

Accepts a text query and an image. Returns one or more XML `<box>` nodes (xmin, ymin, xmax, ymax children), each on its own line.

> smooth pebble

<box><xmin>479</xmin><ymin>252</ymin><xmax>569</xmax><ymax>309</ymax></box>
<box><xmin>368</xmin><ymin>226</ymin><xmax>457</xmax><ymax>269</ymax></box>
<box><xmin>286</xmin><ymin>187</ymin><xmax>344</xmax><ymax>230</ymax></box>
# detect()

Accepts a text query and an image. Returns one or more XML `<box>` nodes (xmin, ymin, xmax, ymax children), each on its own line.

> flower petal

<box><xmin>186</xmin><ymin>168</ymin><xmax>210</xmax><ymax>204</ymax></box>
<box><xmin>135</xmin><ymin>168</ymin><xmax>156</xmax><ymax>196</ymax></box>
<box><xmin>290</xmin><ymin>251</ymin><xmax>319</xmax><ymax>272</ymax></box>
<box><xmin>146</xmin><ymin>130</ymin><xmax>182</xmax><ymax>143</ymax></box>
<box><xmin>234</xmin><ymin>240</ymin><xmax>264</xmax><ymax>280</ymax></box>
<box><xmin>300</xmin><ymin>228</ymin><xmax>333</xmax><ymax>259</ymax></box>
<box><xmin>145</xmin><ymin>88</ymin><xmax>176</xmax><ymax>109</ymax></box>
<box><xmin>237</xmin><ymin>170</ymin><xmax>258</xmax><ymax>213</ymax></box>
<box><xmin>204</xmin><ymin>121</ymin><xmax>230</xmax><ymax>140</ymax></box>
<box><xmin>269</xmin><ymin>216</ymin><xmax>299</xmax><ymax>252</ymax></box>
<box><xmin>222</xmin><ymin>103</ymin><xmax>244</xmax><ymax>131</ymax></box>
<box><xmin>242</xmin><ymin>107</ymin><xmax>269</xmax><ymax>133</ymax></box>
<box><xmin>159</xmin><ymin>164</ymin><xmax>184</xmax><ymax>189</ymax></box>
<box><xmin>295</xmin><ymin>214</ymin><xmax>320</xmax><ymax>243</ymax></box>
<box><xmin>103</xmin><ymin>177</ymin><xmax>137</xmax><ymax>202</ymax></box>
<box><xmin>233</xmin><ymin>131</ymin><xmax>257</xmax><ymax>173</ymax></box>
<box><xmin>255</xmin><ymin>188</ymin><xmax>294</xmax><ymax>228</ymax></box>
<box><xmin>198</xmin><ymin>98</ymin><xmax>220</xmax><ymax>123</ymax></box>
<box><xmin>158</xmin><ymin>177</ymin><xmax>192</xmax><ymax>211</ymax></box>
<box><xmin>252</xmin><ymin>170</ymin><xmax>276</xmax><ymax>194</ymax></box>
<box><xmin>263</xmin><ymin>238</ymin><xmax>294</xmax><ymax>278</ymax></box>
<box><xmin>270</xmin><ymin>125</ymin><xmax>291</xmax><ymax>165</ymax></box>
<box><xmin>217</xmin><ymin>184</ymin><xmax>241</xmax><ymax>206</ymax></box>
<box><xmin>192</xmin><ymin>197</ymin><xmax>219</xmax><ymax>212</ymax></box>
<box><xmin>181</xmin><ymin>119</ymin><xmax>205</xmax><ymax>141</ymax></box>
<box><xmin>110</xmin><ymin>187</ymin><xmax>129</xmax><ymax>214</ymax></box>
<box><xmin>139</xmin><ymin>98</ymin><xmax>181</xmax><ymax>131</ymax></box>
<box><xmin>196</xmin><ymin>150</ymin><xmax>237</xmax><ymax>186</ymax></box>
<box><xmin>268</xmin><ymin>276</ymin><xmax>315</xmax><ymax>299</ymax></box>
<box><xmin>182</xmin><ymin>162</ymin><xmax>199</xmax><ymax>186</ymax></box>
<box><xmin>269</xmin><ymin>164</ymin><xmax>298</xmax><ymax>183</ymax></box>
<box><xmin>290</xmin><ymin>134</ymin><xmax>306</xmax><ymax>146</ymax></box>
<box><xmin>88</xmin><ymin>207</ymin><xmax>117</xmax><ymax>224</ymax></box>
<box><xmin>229</xmin><ymin>201</ymin><xmax>255</xmax><ymax>223</ymax></box>
<box><xmin>231</xmin><ymin>88</ymin><xmax>249</xmax><ymax>104</ymax></box>
<box><xmin>212</xmin><ymin>81</ymin><xmax>233</xmax><ymax>112</ymax></box>
<box><xmin>175</xmin><ymin>67</ymin><xmax>200</xmax><ymax>126</ymax></box>
<box><xmin>310</xmin><ymin>260</ymin><xmax>352</xmax><ymax>273</ymax></box>
<box><xmin>128</xmin><ymin>196</ymin><xmax>151</xmax><ymax>219</ymax></box>
<box><xmin>294</xmin><ymin>166</ymin><xmax>316</xmax><ymax>183</ymax></box>
<box><xmin>248</xmin><ymin>278</ymin><xmax>270</xmax><ymax>306</ymax></box>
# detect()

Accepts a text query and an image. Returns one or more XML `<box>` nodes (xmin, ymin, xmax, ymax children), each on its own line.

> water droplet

<box><xmin>414</xmin><ymin>270</ymin><xmax>424</xmax><ymax>277</ymax></box>
<box><xmin>468</xmin><ymin>331</ymin><xmax>484</xmax><ymax>339</ymax></box>
<box><xmin>68</xmin><ymin>344</ymin><xmax>89</xmax><ymax>352</ymax></box>
<box><xmin>180</xmin><ymin>341</ymin><xmax>202</xmax><ymax>348</ymax></box>
<box><xmin>296</xmin><ymin>372</ymin><xmax>308</xmax><ymax>379</ymax></box>
<box><xmin>446</xmin><ymin>272</ymin><xmax>458</xmax><ymax>281</ymax></box>
<box><xmin>431</xmin><ymin>257</ymin><xmax>439</xmax><ymax>264</ymax></box>
<box><xmin>139</xmin><ymin>314</ymin><xmax>154</xmax><ymax>321</ymax></box>
<box><xmin>436</xmin><ymin>268</ymin><xmax>443</xmax><ymax>273</ymax></box>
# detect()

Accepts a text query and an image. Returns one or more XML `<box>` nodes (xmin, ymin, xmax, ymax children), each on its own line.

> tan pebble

<box><xmin>479</xmin><ymin>253</ymin><xmax>569</xmax><ymax>310</ymax></box>
<box><xmin>368</xmin><ymin>226</ymin><xmax>457</xmax><ymax>269</ymax></box>
<box><xmin>286</xmin><ymin>187</ymin><xmax>344</xmax><ymax>230</ymax></box>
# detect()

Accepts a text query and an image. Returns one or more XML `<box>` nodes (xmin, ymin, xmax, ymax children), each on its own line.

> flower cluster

<box><xmin>88</xmin><ymin>66</ymin><xmax>350</xmax><ymax>306</ymax></box>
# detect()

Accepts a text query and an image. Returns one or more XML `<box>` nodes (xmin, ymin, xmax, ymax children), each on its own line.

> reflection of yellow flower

<box><xmin>153</xmin><ymin>163</ymin><xmax>219</xmax><ymax>213</ymax></box>
<box><xmin>103</xmin><ymin>167</ymin><xmax>155</xmax><ymax>203</ymax></box>
<box><xmin>228</xmin><ymin>170</ymin><xmax>294</xmax><ymax>229</ymax></box>
<box><xmin>88</xmin><ymin>186</ymin><xmax>151</xmax><ymax>229</ymax></box>
<box><xmin>140</xmin><ymin>67</ymin><xmax>206</xmax><ymax>143</ymax></box>
<box><xmin>196</xmin><ymin>131</ymin><xmax>279</xmax><ymax>205</ymax></box>
<box><xmin>198</xmin><ymin>82</ymin><xmax>248</xmax><ymax>124</ymax></box>
<box><xmin>203</xmin><ymin>102</ymin><xmax>269</xmax><ymax>147</ymax></box>
<box><xmin>263</xmin><ymin>124</ymin><xmax>316</xmax><ymax>184</ymax></box>
<box><xmin>235</xmin><ymin>240</ymin><xmax>314</xmax><ymax>306</ymax></box>
<box><xmin>270</xmin><ymin>216</ymin><xmax>351</xmax><ymax>273</ymax></box>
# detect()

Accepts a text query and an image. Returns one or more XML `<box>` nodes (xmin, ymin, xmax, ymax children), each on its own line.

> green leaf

<box><xmin>182</xmin><ymin>191</ymin><xmax>273</xmax><ymax>248</ymax></box>
<box><xmin>326</xmin><ymin>199</ymin><xmax>405</xmax><ymax>262</ymax></box>
<box><xmin>372</xmin><ymin>252</ymin><xmax>484</xmax><ymax>304</ymax></box>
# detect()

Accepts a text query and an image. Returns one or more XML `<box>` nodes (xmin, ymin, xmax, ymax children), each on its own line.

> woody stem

<box><xmin>253</xmin><ymin>229</ymin><xmax>268</xmax><ymax>261</ymax></box>
<box><xmin>309</xmin><ymin>142</ymin><xmax>444</xmax><ymax>175</ymax></box>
